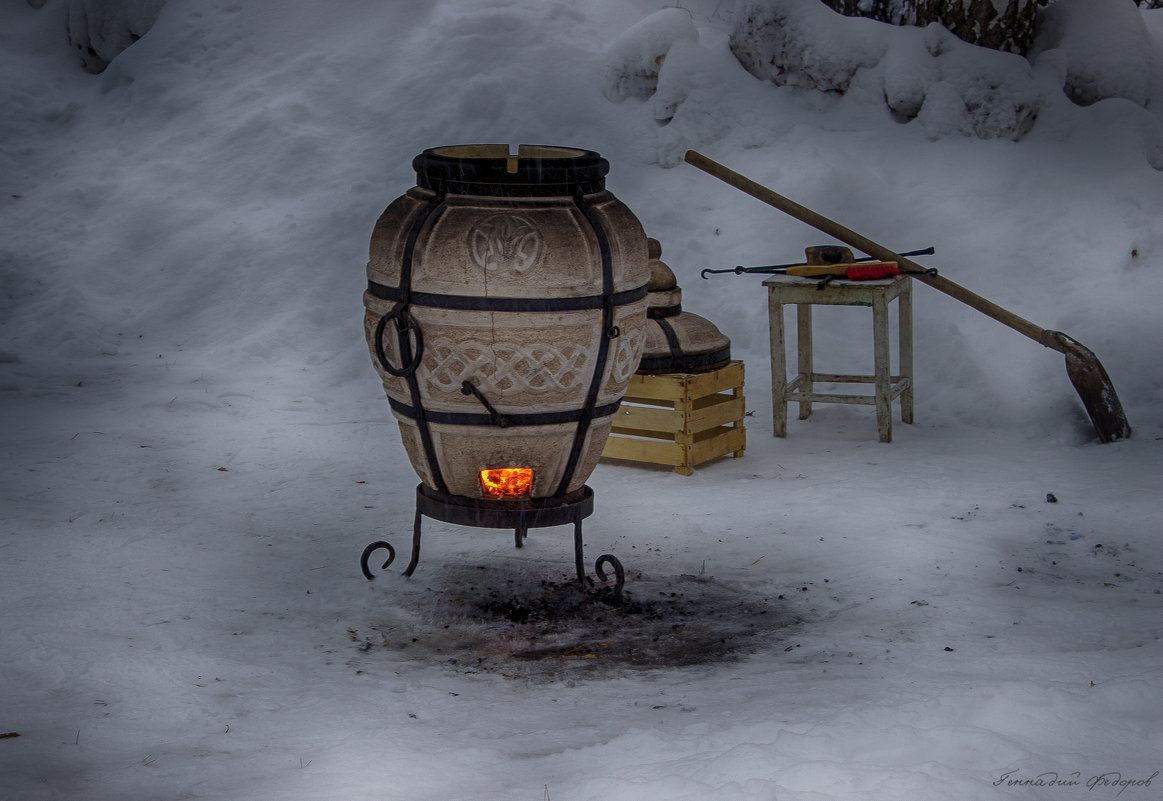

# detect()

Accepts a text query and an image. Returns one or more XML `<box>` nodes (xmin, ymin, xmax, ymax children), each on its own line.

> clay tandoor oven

<box><xmin>359</xmin><ymin>145</ymin><xmax>650</xmax><ymax>593</ymax></box>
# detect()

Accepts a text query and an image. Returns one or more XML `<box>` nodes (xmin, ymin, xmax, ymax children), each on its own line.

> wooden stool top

<box><xmin>762</xmin><ymin>273</ymin><xmax>912</xmax><ymax>305</ymax></box>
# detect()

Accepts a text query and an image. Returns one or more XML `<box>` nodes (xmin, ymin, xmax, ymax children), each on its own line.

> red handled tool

<box><xmin>701</xmin><ymin>247</ymin><xmax>936</xmax><ymax>280</ymax></box>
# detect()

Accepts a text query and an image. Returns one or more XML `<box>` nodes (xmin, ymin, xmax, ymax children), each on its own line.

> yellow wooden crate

<box><xmin>601</xmin><ymin>361</ymin><xmax>746</xmax><ymax>475</ymax></box>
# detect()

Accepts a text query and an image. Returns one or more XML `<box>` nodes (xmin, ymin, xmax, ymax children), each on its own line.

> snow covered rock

<box><xmin>730</xmin><ymin>0</ymin><xmax>888</xmax><ymax>93</ymax></box>
<box><xmin>730</xmin><ymin>0</ymin><xmax>1043</xmax><ymax>139</ymax></box>
<box><xmin>1031</xmin><ymin>0</ymin><xmax>1158</xmax><ymax>109</ymax></box>
<box><xmin>602</xmin><ymin>7</ymin><xmax>699</xmax><ymax>102</ymax></box>
<box><xmin>652</xmin><ymin>37</ymin><xmax>749</xmax><ymax>127</ymax></box>
<box><xmin>66</xmin><ymin>0</ymin><xmax>167</xmax><ymax>73</ymax></box>
<box><xmin>912</xmin><ymin>24</ymin><xmax>1042</xmax><ymax>140</ymax></box>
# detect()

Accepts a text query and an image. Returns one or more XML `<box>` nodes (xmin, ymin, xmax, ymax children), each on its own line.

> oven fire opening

<box><xmin>480</xmin><ymin>468</ymin><xmax>534</xmax><ymax>499</ymax></box>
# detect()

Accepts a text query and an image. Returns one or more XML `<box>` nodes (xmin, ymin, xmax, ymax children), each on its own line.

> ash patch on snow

<box><xmin>352</xmin><ymin>570</ymin><xmax>801</xmax><ymax>680</ymax></box>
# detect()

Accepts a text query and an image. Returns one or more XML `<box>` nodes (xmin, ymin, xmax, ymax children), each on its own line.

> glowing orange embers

<box><xmin>479</xmin><ymin>468</ymin><xmax>534</xmax><ymax>499</ymax></box>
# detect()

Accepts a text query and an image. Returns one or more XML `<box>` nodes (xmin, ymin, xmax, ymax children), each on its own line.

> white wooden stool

<box><xmin>763</xmin><ymin>274</ymin><xmax>914</xmax><ymax>442</ymax></box>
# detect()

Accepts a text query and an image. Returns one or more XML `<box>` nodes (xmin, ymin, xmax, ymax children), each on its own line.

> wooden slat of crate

<box><xmin>687</xmin><ymin>392</ymin><xmax>745</xmax><ymax>431</ymax></box>
<box><xmin>621</xmin><ymin>361</ymin><xmax>744</xmax><ymax>403</ymax></box>
<box><xmin>602</xmin><ymin>361</ymin><xmax>745</xmax><ymax>475</ymax></box>
<box><xmin>613</xmin><ymin>403</ymin><xmax>683</xmax><ymax>433</ymax></box>
<box><xmin>690</xmin><ymin>424</ymin><xmax>746</xmax><ymax>466</ymax></box>
<box><xmin>600</xmin><ymin>434</ymin><xmax>685</xmax><ymax>468</ymax></box>
<box><xmin>614</xmin><ymin>394</ymin><xmax>743</xmax><ymax>437</ymax></box>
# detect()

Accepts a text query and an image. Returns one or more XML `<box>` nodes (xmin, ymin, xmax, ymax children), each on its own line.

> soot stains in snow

<box><xmin>353</xmin><ymin>570</ymin><xmax>801</xmax><ymax>681</ymax></box>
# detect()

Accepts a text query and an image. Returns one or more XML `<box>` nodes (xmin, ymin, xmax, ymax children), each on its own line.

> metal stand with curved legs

<box><xmin>360</xmin><ymin>484</ymin><xmax>625</xmax><ymax>597</ymax></box>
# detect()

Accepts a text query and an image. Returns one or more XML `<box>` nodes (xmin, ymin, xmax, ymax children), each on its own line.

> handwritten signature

<box><xmin>994</xmin><ymin>770</ymin><xmax>1158</xmax><ymax>796</ymax></box>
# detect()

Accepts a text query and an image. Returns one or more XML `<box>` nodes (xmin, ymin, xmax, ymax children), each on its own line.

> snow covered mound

<box><xmin>730</xmin><ymin>0</ymin><xmax>889</xmax><ymax>94</ymax></box>
<box><xmin>606</xmin><ymin>1</ymin><xmax>1163</xmax><ymax>145</ymax></box>
<box><xmin>729</xmin><ymin>0</ymin><xmax>1043</xmax><ymax>139</ymax></box>
<box><xmin>66</xmin><ymin>0</ymin><xmax>167</xmax><ymax>73</ymax></box>
<box><xmin>1031</xmin><ymin>0</ymin><xmax>1159</xmax><ymax>108</ymax></box>
<box><xmin>603</xmin><ymin>8</ymin><xmax>699</xmax><ymax>103</ymax></box>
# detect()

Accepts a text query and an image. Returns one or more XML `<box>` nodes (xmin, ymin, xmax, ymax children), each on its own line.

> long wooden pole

<box><xmin>684</xmin><ymin>150</ymin><xmax>1054</xmax><ymax>345</ymax></box>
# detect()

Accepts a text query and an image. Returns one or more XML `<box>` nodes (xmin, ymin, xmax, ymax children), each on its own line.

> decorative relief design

<box><xmin>423</xmin><ymin>337</ymin><xmax>593</xmax><ymax>396</ymax></box>
<box><xmin>609</xmin><ymin>326</ymin><xmax>647</xmax><ymax>386</ymax></box>
<box><xmin>467</xmin><ymin>214</ymin><xmax>543</xmax><ymax>274</ymax></box>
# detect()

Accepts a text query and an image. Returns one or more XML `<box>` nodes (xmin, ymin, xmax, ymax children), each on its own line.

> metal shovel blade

<box><xmin>1049</xmin><ymin>332</ymin><xmax>1133</xmax><ymax>443</ymax></box>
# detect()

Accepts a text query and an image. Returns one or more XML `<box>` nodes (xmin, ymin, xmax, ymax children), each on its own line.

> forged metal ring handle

<box><xmin>374</xmin><ymin>307</ymin><xmax>424</xmax><ymax>378</ymax></box>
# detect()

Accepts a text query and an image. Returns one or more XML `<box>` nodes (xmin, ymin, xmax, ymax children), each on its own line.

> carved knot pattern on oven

<box><xmin>608</xmin><ymin>326</ymin><xmax>647</xmax><ymax>385</ymax></box>
<box><xmin>423</xmin><ymin>338</ymin><xmax>593</xmax><ymax>395</ymax></box>
<box><xmin>467</xmin><ymin>213</ymin><xmax>543</xmax><ymax>274</ymax></box>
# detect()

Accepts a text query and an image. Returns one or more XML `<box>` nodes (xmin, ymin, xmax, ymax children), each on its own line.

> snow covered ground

<box><xmin>1</xmin><ymin>1</ymin><xmax>1161</xmax><ymax>799</ymax></box>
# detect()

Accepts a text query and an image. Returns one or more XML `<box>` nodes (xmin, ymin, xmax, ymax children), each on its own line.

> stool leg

<box><xmin>768</xmin><ymin>292</ymin><xmax>788</xmax><ymax>437</ymax></box>
<box><xmin>873</xmin><ymin>293</ymin><xmax>892</xmax><ymax>443</ymax></box>
<box><xmin>899</xmin><ymin>278</ymin><xmax>915</xmax><ymax>425</ymax></box>
<box><xmin>796</xmin><ymin>303</ymin><xmax>813</xmax><ymax>420</ymax></box>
